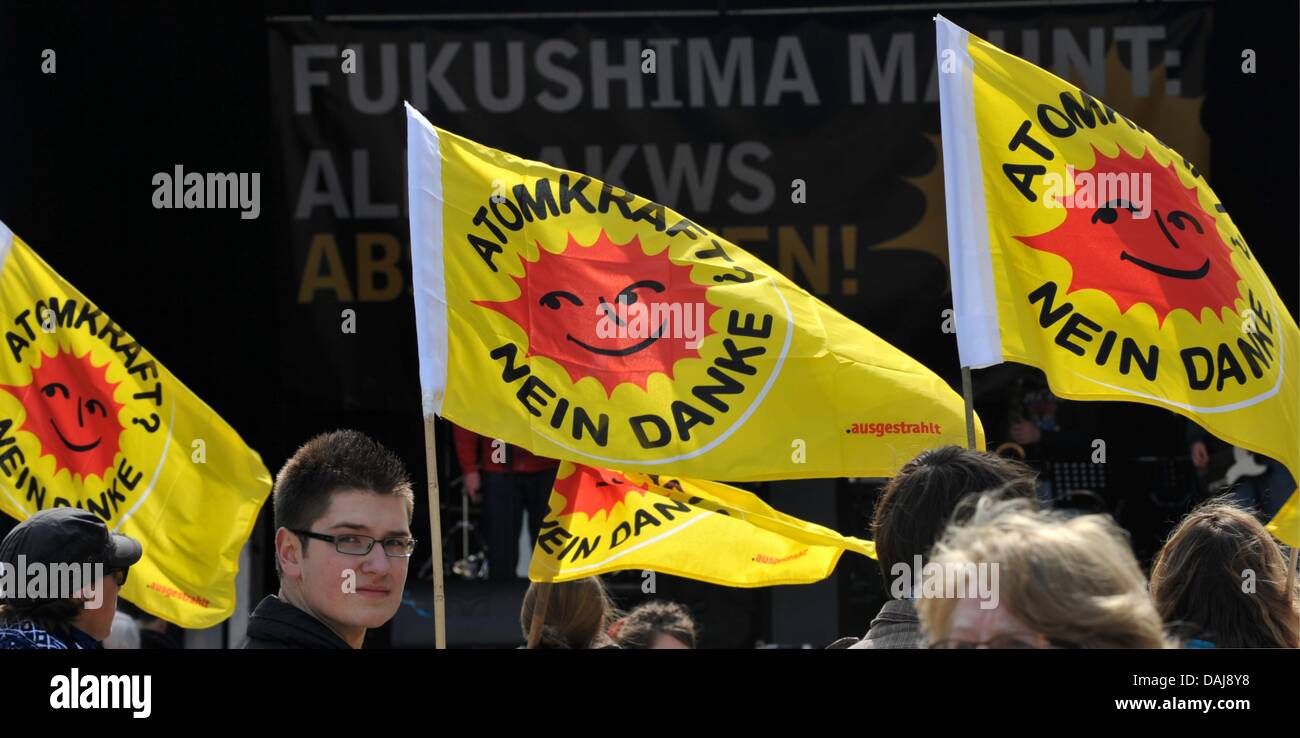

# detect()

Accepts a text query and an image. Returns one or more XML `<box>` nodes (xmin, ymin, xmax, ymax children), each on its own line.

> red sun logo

<box><xmin>0</xmin><ymin>349</ymin><xmax>125</xmax><ymax>481</ymax></box>
<box><xmin>1016</xmin><ymin>146</ymin><xmax>1240</xmax><ymax>325</ymax></box>
<box><xmin>476</xmin><ymin>231</ymin><xmax>717</xmax><ymax>395</ymax></box>
<box><xmin>554</xmin><ymin>465</ymin><xmax>649</xmax><ymax>520</ymax></box>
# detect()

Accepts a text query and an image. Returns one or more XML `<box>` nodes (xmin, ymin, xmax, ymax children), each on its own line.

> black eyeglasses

<box><xmin>291</xmin><ymin>530</ymin><xmax>417</xmax><ymax>558</ymax></box>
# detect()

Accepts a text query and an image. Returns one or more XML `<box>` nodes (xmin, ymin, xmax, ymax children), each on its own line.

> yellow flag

<box><xmin>406</xmin><ymin>103</ymin><xmax>981</xmax><ymax>481</ymax></box>
<box><xmin>935</xmin><ymin>16</ymin><xmax>1299</xmax><ymax>544</ymax></box>
<box><xmin>0</xmin><ymin>223</ymin><xmax>272</xmax><ymax>627</ymax></box>
<box><xmin>528</xmin><ymin>461</ymin><xmax>875</xmax><ymax>587</ymax></box>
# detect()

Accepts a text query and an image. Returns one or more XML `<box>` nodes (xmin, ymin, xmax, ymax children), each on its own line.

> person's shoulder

<box><xmin>0</xmin><ymin>628</ymin><xmax>39</xmax><ymax>649</ymax></box>
<box><xmin>67</xmin><ymin>627</ymin><xmax>102</xmax><ymax>649</ymax></box>
<box><xmin>244</xmin><ymin>595</ymin><xmax>352</xmax><ymax>649</ymax></box>
<box><xmin>0</xmin><ymin>621</ymin><xmax>70</xmax><ymax>650</ymax></box>
<box><xmin>853</xmin><ymin>600</ymin><xmax>923</xmax><ymax>649</ymax></box>
<box><xmin>248</xmin><ymin>594</ymin><xmax>282</xmax><ymax>615</ymax></box>
<box><xmin>242</xmin><ymin>635</ymin><xmax>291</xmax><ymax>649</ymax></box>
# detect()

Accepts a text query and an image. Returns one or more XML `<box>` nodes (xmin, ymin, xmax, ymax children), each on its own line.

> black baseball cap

<box><xmin>0</xmin><ymin>508</ymin><xmax>142</xmax><ymax>571</ymax></box>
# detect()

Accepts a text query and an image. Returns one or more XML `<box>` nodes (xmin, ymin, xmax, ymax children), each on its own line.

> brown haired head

<box><xmin>613</xmin><ymin>600</ymin><xmax>697</xmax><ymax>649</ymax></box>
<box><xmin>521</xmin><ymin>578</ymin><xmax>620</xmax><ymax>649</ymax></box>
<box><xmin>272</xmin><ymin>430</ymin><xmax>414</xmax><ymax>575</ymax></box>
<box><xmin>872</xmin><ymin>445</ymin><xmax>1036</xmax><ymax>584</ymax></box>
<box><xmin>1150</xmin><ymin>500</ymin><xmax>1299</xmax><ymax>648</ymax></box>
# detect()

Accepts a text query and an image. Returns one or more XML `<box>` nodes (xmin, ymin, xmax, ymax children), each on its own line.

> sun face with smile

<box><xmin>0</xmin><ymin>348</ymin><xmax>125</xmax><ymax>481</ymax></box>
<box><xmin>544</xmin><ymin>277</ymin><xmax>672</xmax><ymax>357</ymax></box>
<box><xmin>1016</xmin><ymin>146</ymin><xmax>1240</xmax><ymax>325</ymax></box>
<box><xmin>553</xmin><ymin>465</ymin><xmax>650</xmax><ymax>521</ymax></box>
<box><xmin>476</xmin><ymin>230</ymin><xmax>717</xmax><ymax>395</ymax></box>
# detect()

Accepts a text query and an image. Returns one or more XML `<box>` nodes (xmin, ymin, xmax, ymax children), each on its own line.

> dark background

<box><xmin>0</xmin><ymin>0</ymin><xmax>1295</xmax><ymax>647</ymax></box>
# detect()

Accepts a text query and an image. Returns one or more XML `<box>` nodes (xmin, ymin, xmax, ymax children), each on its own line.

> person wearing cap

<box><xmin>0</xmin><ymin>507</ymin><xmax>143</xmax><ymax>650</ymax></box>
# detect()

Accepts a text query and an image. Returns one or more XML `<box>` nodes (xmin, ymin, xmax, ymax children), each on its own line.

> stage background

<box><xmin>1</xmin><ymin>0</ymin><xmax>1296</xmax><ymax>647</ymax></box>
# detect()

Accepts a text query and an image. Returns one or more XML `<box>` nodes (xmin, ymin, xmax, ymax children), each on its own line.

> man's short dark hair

<box><xmin>871</xmin><ymin>445</ymin><xmax>1035</xmax><ymax>584</ymax></box>
<box><xmin>273</xmin><ymin>430</ymin><xmax>415</xmax><ymax>543</ymax></box>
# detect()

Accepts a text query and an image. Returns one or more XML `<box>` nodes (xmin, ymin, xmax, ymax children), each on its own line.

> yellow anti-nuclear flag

<box><xmin>935</xmin><ymin>16</ymin><xmax>1300</xmax><ymax>544</ymax></box>
<box><xmin>528</xmin><ymin>461</ymin><xmax>875</xmax><ymax>587</ymax></box>
<box><xmin>0</xmin><ymin>222</ymin><xmax>272</xmax><ymax>627</ymax></box>
<box><xmin>406</xmin><ymin>103</ymin><xmax>982</xmax><ymax>481</ymax></box>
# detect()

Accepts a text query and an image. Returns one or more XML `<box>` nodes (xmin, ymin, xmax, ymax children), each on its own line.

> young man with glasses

<box><xmin>244</xmin><ymin>430</ymin><xmax>416</xmax><ymax>649</ymax></box>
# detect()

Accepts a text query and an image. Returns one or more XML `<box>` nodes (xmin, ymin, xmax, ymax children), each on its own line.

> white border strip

<box><xmin>936</xmin><ymin>15</ymin><xmax>1002</xmax><ymax>369</ymax></box>
<box><xmin>406</xmin><ymin>102</ymin><xmax>449</xmax><ymax>418</ymax></box>
<box><xmin>0</xmin><ymin>219</ymin><xmax>13</xmax><ymax>271</ymax></box>
<box><xmin>0</xmin><ymin>221</ymin><xmax>23</xmax><ymax>513</ymax></box>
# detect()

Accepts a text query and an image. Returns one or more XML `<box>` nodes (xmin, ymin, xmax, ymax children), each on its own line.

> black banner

<box><xmin>268</xmin><ymin>6</ymin><xmax>1212</xmax><ymax>412</ymax></box>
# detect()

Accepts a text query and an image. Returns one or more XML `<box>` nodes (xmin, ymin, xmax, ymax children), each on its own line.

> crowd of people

<box><xmin>0</xmin><ymin>429</ymin><xmax>1295</xmax><ymax>650</ymax></box>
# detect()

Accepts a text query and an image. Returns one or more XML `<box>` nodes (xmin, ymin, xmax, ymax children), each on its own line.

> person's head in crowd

<box><xmin>104</xmin><ymin>609</ymin><xmax>142</xmax><ymax>649</ymax></box>
<box><xmin>272</xmin><ymin>430</ymin><xmax>415</xmax><ymax>648</ymax></box>
<box><xmin>521</xmin><ymin>577</ymin><xmax>620</xmax><ymax>649</ymax></box>
<box><xmin>0</xmin><ymin>508</ymin><xmax>142</xmax><ymax>649</ymax></box>
<box><xmin>917</xmin><ymin>496</ymin><xmax>1168</xmax><ymax>648</ymax></box>
<box><xmin>118</xmin><ymin>599</ymin><xmax>180</xmax><ymax>649</ymax></box>
<box><xmin>1149</xmin><ymin>500</ymin><xmax>1299</xmax><ymax>648</ymax></box>
<box><xmin>611</xmin><ymin>600</ymin><xmax>698</xmax><ymax>649</ymax></box>
<box><xmin>872</xmin><ymin>445</ymin><xmax>1036</xmax><ymax>589</ymax></box>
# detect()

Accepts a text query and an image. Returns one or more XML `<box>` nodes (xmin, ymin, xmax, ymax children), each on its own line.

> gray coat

<box><xmin>846</xmin><ymin>599</ymin><xmax>923</xmax><ymax>649</ymax></box>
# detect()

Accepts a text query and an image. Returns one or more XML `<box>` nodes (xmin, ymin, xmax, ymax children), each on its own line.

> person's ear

<box><xmin>276</xmin><ymin>527</ymin><xmax>304</xmax><ymax>579</ymax></box>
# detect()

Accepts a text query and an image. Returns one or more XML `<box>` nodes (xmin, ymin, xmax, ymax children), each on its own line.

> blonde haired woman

<box><xmin>917</xmin><ymin>495</ymin><xmax>1168</xmax><ymax>649</ymax></box>
<box><xmin>1150</xmin><ymin>500</ymin><xmax>1298</xmax><ymax>648</ymax></box>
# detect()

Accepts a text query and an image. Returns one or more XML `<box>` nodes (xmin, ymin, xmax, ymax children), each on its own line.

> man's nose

<box><xmin>358</xmin><ymin>544</ymin><xmax>391</xmax><ymax>575</ymax></box>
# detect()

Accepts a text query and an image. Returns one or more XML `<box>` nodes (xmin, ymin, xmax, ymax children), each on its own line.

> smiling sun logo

<box><xmin>476</xmin><ymin>230</ymin><xmax>717</xmax><ymax>395</ymax></box>
<box><xmin>553</xmin><ymin>465</ymin><xmax>649</xmax><ymax>521</ymax></box>
<box><xmin>0</xmin><ymin>348</ymin><xmax>125</xmax><ymax>481</ymax></box>
<box><xmin>1017</xmin><ymin>146</ymin><xmax>1240</xmax><ymax>325</ymax></box>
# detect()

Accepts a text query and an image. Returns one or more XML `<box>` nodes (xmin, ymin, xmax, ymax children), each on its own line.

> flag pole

<box><xmin>960</xmin><ymin>366</ymin><xmax>977</xmax><ymax>450</ymax></box>
<box><xmin>526</xmin><ymin>582</ymin><xmax>552</xmax><ymax>648</ymax></box>
<box><xmin>1286</xmin><ymin>539</ymin><xmax>1297</xmax><ymax>606</ymax></box>
<box><xmin>421</xmin><ymin>417</ymin><xmax>447</xmax><ymax>649</ymax></box>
